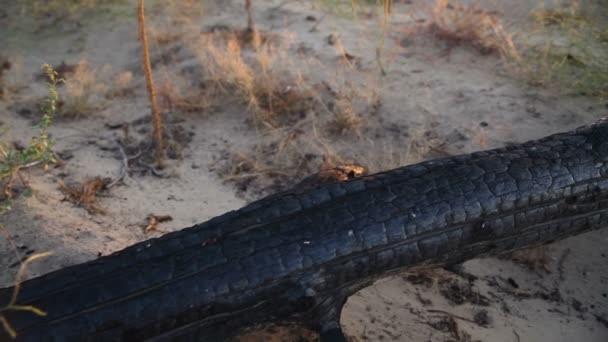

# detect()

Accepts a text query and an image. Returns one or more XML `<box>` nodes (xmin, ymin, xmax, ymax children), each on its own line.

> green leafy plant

<box><xmin>1</xmin><ymin>64</ymin><xmax>59</xmax><ymax>199</ymax></box>
<box><xmin>0</xmin><ymin>65</ymin><xmax>59</xmax><ymax>339</ymax></box>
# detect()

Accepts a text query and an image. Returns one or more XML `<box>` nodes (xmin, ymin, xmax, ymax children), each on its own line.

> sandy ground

<box><xmin>1</xmin><ymin>0</ymin><xmax>607</xmax><ymax>341</ymax></box>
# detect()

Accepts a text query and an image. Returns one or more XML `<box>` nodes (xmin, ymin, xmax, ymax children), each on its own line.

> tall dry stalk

<box><xmin>245</xmin><ymin>0</ymin><xmax>254</xmax><ymax>32</ymax></box>
<box><xmin>138</xmin><ymin>0</ymin><xmax>165</xmax><ymax>168</ymax></box>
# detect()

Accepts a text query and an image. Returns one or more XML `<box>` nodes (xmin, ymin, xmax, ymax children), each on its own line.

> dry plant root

<box><xmin>106</xmin><ymin>140</ymin><xmax>129</xmax><ymax>189</ymax></box>
<box><xmin>59</xmin><ymin>177</ymin><xmax>111</xmax><ymax>215</ymax></box>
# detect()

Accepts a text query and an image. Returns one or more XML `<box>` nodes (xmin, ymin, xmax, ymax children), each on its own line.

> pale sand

<box><xmin>0</xmin><ymin>1</ymin><xmax>606</xmax><ymax>341</ymax></box>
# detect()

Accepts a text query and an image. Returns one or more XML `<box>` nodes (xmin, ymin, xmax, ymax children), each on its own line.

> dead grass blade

<box><xmin>0</xmin><ymin>252</ymin><xmax>51</xmax><ymax>339</ymax></box>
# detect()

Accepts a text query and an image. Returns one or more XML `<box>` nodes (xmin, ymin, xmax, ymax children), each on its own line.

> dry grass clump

<box><xmin>163</xmin><ymin>0</ymin><xmax>205</xmax><ymax>24</ymax></box>
<box><xmin>531</xmin><ymin>2</ymin><xmax>586</xmax><ymax>27</ymax></box>
<box><xmin>515</xmin><ymin>1</ymin><xmax>608</xmax><ymax>98</ymax></box>
<box><xmin>59</xmin><ymin>61</ymin><xmax>107</xmax><ymax>118</ymax></box>
<box><xmin>328</xmin><ymin>99</ymin><xmax>363</xmax><ymax>135</ymax></box>
<box><xmin>360</xmin><ymin>126</ymin><xmax>442</xmax><ymax>174</ymax></box>
<box><xmin>156</xmin><ymin>76</ymin><xmax>214</xmax><ymax>114</ymax></box>
<box><xmin>219</xmin><ymin>149</ymin><xmax>298</xmax><ymax>197</ymax></box>
<box><xmin>217</xmin><ymin>116</ymin><xmax>351</xmax><ymax>198</ymax></box>
<box><xmin>326</xmin><ymin>89</ymin><xmax>366</xmax><ymax>135</ymax></box>
<box><xmin>426</xmin><ymin>0</ymin><xmax>519</xmax><ymax>60</ymax></box>
<box><xmin>105</xmin><ymin>71</ymin><xmax>135</xmax><ymax>98</ymax></box>
<box><xmin>197</xmin><ymin>27</ymin><xmax>385</xmax><ymax>197</ymax></box>
<box><xmin>194</xmin><ymin>31</ymin><xmax>316</xmax><ymax>127</ymax></box>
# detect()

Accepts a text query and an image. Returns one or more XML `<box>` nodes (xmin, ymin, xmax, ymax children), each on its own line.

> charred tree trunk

<box><xmin>2</xmin><ymin>119</ymin><xmax>608</xmax><ymax>341</ymax></box>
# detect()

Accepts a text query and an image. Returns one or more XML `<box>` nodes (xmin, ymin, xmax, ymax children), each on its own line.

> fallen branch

<box><xmin>426</xmin><ymin>309</ymin><xmax>479</xmax><ymax>325</ymax></box>
<box><xmin>2</xmin><ymin>119</ymin><xmax>608</xmax><ymax>341</ymax></box>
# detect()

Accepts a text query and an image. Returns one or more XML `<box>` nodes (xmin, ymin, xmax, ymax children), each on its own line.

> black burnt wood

<box><xmin>2</xmin><ymin>119</ymin><xmax>608</xmax><ymax>341</ymax></box>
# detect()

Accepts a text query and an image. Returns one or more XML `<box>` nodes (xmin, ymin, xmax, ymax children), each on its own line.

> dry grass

<box><xmin>327</xmin><ymin>91</ymin><xmax>365</xmax><ymax>135</ymax></box>
<box><xmin>0</xmin><ymin>252</ymin><xmax>50</xmax><ymax>339</ymax></box>
<box><xmin>191</xmin><ymin>25</ymin><xmax>385</xmax><ymax>197</ymax></box>
<box><xmin>154</xmin><ymin>0</ymin><xmax>379</xmax><ymax>129</ymax></box>
<box><xmin>427</xmin><ymin>0</ymin><xmax>519</xmax><ymax>60</ymax></box>
<box><xmin>106</xmin><ymin>71</ymin><xmax>135</xmax><ymax>98</ymax></box>
<box><xmin>531</xmin><ymin>1</ymin><xmax>586</xmax><ymax>28</ymax></box>
<box><xmin>193</xmin><ymin>31</ymin><xmax>317</xmax><ymax>127</ymax></box>
<box><xmin>515</xmin><ymin>1</ymin><xmax>608</xmax><ymax>98</ymax></box>
<box><xmin>59</xmin><ymin>61</ymin><xmax>107</xmax><ymax>118</ymax></box>
<box><xmin>156</xmin><ymin>75</ymin><xmax>215</xmax><ymax>114</ymax></box>
<box><xmin>361</xmin><ymin>126</ymin><xmax>440</xmax><ymax>174</ymax></box>
<box><xmin>126</xmin><ymin>0</ymin><xmax>383</xmax><ymax>198</ymax></box>
<box><xmin>164</xmin><ymin>0</ymin><xmax>205</xmax><ymax>22</ymax></box>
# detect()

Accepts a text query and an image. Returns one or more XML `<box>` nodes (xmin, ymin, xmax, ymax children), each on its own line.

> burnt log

<box><xmin>2</xmin><ymin>119</ymin><xmax>608</xmax><ymax>341</ymax></box>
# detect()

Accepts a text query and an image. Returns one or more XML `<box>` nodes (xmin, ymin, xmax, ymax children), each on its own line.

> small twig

<box><xmin>127</xmin><ymin>149</ymin><xmax>143</xmax><ymax>161</ymax></box>
<box><xmin>144</xmin><ymin>214</ymin><xmax>173</xmax><ymax>233</ymax></box>
<box><xmin>426</xmin><ymin>309</ymin><xmax>479</xmax><ymax>325</ymax></box>
<box><xmin>21</xmin><ymin>160</ymin><xmax>42</xmax><ymax>169</ymax></box>
<box><xmin>513</xmin><ymin>329</ymin><xmax>521</xmax><ymax>342</ymax></box>
<box><xmin>0</xmin><ymin>252</ymin><xmax>51</xmax><ymax>338</ymax></box>
<box><xmin>2</xmin><ymin>172</ymin><xmax>17</xmax><ymax>198</ymax></box>
<box><xmin>136</xmin><ymin>160</ymin><xmax>166</xmax><ymax>177</ymax></box>
<box><xmin>106</xmin><ymin>141</ymin><xmax>128</xmax><ymax>189</ymax></box>
<box><xmin>557</xmin><ymin>248</ymin><xmax>571</xmax><ymax>282</ymax></box>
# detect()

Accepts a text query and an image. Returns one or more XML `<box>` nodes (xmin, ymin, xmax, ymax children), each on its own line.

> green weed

<box><xmin>0</xmin><ymin>65</ymin><xmax>60</xmax><ymax>338</ymax></box>
<box><xmin>0</xmin><ymin>64</ymin><xmax>59</xmax><ymax>199</ymax></box>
